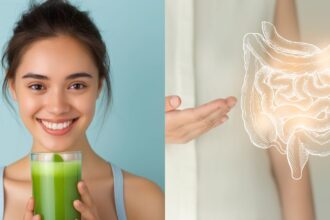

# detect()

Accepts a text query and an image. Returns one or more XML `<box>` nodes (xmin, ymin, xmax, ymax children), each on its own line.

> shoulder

<box><xmin>2</xmin><ymin>156</ymin><xmax>30</xmax><ymax>182</ymax></box>
<box><xmin>123</xmin><ymin>171</ymin><xmax>164</xmax><ymax>220</ymax></box>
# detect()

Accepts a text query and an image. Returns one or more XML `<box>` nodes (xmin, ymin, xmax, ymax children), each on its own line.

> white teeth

<box><xmin>41</xmin><ymin>120</ymin><xmax>73</xmax><ymax>130</ymax></box>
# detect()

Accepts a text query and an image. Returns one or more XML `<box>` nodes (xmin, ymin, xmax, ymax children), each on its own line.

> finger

<box><xmin>23</xmin><ymin>197</ymin><xmax>34</xmax><ymax>220</ymax></box>
<box><xmin>185</xmin><ymin>98</ymin><xmax>230</xmax><ymax>124</ymax></box>
<box><xmin>186</xmin><ymin>105</ymin><xmax>229</xmax><ymax>133</ymax></box>
<box><xmin>183</xmin><ymin>114</ymin><xmax>230</xmax><ymax>142</ymax></box>
<box><xmin>73</xmin><ymin>200</ymin><xmax>95</xmax><ymax>220</ymax></box>
<box><xmin>225</xmin><ymin>96</ymin><xmax>237</xmax><ymax>108</ymax></box>
<box><xmin>32</xmin><ymin>215</ymin><xmax>41</xmax><ymax>220</ymax></box>
<box><xmin>185</xmin><ymin>104</ymin><xmax>230</xmax><ymax>137</ymax></box>
<box><xmin>165</xmin><ymin>95</ymin><xmax>181</xmax><ymax>112</ymax></box>
<box><xmin>169</xmin><ymin>104</ymin><xmax>230</xmax><ymax>144</ymax></box>
<box><xmin>77</xmin><ymin>181</ymin><xmax>93</xmax><ymax>208</ymax></box>
<box><xmin>166</xmin><ymin>99</ymin><xmax>229</xmax><ymax>131</ymax></box>
<box><xmin>26</xmin><ymin>197</ymin><xmax>34</xmax><ymax>212</ymax></box>
<box><xmin>23</xmin><ymin>198</ymin><xmax>41</xmax><ymax>220</ymax></box>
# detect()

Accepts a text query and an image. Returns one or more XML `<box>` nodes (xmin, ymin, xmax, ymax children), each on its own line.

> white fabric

<box><xmin>165</xmin><ymin>0</ymin><xmax>197</xmax><ymax>219</ymax></box>
<box><xmin>166</xmin><ymin>0</ymin><xmax>284</xmax><ymax>219</ymax></box>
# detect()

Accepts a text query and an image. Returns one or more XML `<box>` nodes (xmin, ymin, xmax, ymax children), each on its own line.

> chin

<box><xmin>36</xmin><ymin>139</ymin><xmax>78</xmax><ymax>153</ymax></box>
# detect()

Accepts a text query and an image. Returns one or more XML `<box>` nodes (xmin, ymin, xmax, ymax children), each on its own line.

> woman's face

<box><xmin>10</xmin><ymin>35</ymin><xmax>101</xmax><ymax>152</ymax></box>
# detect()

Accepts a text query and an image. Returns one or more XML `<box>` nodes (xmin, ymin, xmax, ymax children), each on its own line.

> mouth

<box><xmin>36</xmin><ymin>117</ymin><xmax>79</xmax><ymax>136</ymax></box>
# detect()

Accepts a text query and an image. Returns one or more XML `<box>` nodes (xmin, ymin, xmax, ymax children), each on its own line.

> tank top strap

<box><xmin>0</xmin><ymin>166</ymin><xmax>4</xmax><ymax>220</ymax></box>
<box><xmin>110</xmin><ymin>163</ymin><xmax>127</xmax><ymax>220</ymax></box>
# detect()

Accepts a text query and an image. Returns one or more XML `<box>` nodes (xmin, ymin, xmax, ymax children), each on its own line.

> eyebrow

<box><xmin>22</xmin><ymin>72</ymin><xmax>93</xmax><ymax>80</ymax></box>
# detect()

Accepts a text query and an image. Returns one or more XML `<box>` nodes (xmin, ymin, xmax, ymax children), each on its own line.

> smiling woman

<box><xmin>0</xmin><ymin>0</ymin><xmax>164</xmax><ymax>220</ymax></box>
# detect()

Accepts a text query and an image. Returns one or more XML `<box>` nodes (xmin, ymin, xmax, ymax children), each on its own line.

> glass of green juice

<box><xmin>31</xmin><ymin>151</ymin><xmax>82</xmax><ymax>220</ymax></box>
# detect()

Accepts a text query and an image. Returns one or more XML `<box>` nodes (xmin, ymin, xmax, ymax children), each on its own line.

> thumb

<box><xmin>23</xmin><ymin>197</ymin><xmax>41</xmax><ymax>220</ymax></box>
<box><xmin>165</xmin><ymin>95</ymin><xmax>181</xmax><ymax>112</ymax></box>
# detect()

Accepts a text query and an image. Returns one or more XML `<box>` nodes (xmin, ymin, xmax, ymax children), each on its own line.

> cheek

<box><xmin>72</xmin><ymin>94</ymin><xmax>97</xmax><ymax>120</ymax></box>
<box><xmin>16</xmin><ymin>96</ymin><xmax>42</xmax><ymax>135</ymax></box>
<box><xmin>17</xmin><ymin>95</ymin><xmax>41</xmax><ymax>121</ymax></box>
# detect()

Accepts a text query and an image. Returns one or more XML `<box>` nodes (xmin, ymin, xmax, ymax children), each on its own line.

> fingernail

<box><xmin>170</xmin><ymin>96</ymin><xmax>180</xmax><ymax>108</ymax></box>
<box><xmin>79</xmin><ymin>181</ymin><xmax>85</xmax><ymax>190</ymax></box>
<box><xmin>74</xmin><ymin>200</ymin><xmax>80</xmax><ymax>207</ymax></box>
<box><xmin>28</xmin><ymin>198</ymin><xmax>34</xmax><ymax>210</ymax></box>
<box><xmin>228</xmin><ymin>101</ymin><xmax>236</xmax><ymax>108</ymax></box>
<box><xmin>33</xmin><ymin>215</ymin><xmax>40</xmax><ymax>220</ymax></box>
<box><xmin>226</xmin><ymin>97</ymin><xmax>237</xmax><ymax>108</ymax></box>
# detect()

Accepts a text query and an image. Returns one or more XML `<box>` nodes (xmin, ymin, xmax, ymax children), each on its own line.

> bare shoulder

<box><xmin>4</xmin><ymin>156</ymin><xmax>30</xmax><ymax>181</ymax></box>
<box><xmin>123</xmin><ymin>171</ymin><xmax>164</xmax><ymax>220</ymax></box>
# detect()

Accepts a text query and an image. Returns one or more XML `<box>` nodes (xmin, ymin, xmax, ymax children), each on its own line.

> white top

<box><xmin>166</xmin><ymin>0</ymin><xmax>282</xmax><ymax>219</ymax></box>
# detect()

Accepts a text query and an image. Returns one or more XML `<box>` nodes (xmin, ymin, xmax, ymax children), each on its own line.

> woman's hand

<box><xmin>73</xmin><ymin>181</ymin><xmax>101</xmax><ymax>220</ymax></box>
<box><xmin>165</xmin><ymin>95</ymin><xmax>237</xmax><ymax>144</ymax></box>
<box><xmin>23</xmin><ymin>197</ymin><xmax>41</xmax><ymax>220</ymax></box>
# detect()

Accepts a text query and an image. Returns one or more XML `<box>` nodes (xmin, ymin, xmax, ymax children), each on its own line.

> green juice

<box><xmin>31</xmin><ymin>158</ymin><xmax>81</xmax><ymax>220</ymax></box>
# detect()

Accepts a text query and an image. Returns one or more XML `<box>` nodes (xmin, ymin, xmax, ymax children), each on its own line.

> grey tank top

<box><xmin>0</xmin><ymin>163</ymin><xmax>127</xmax><ymax>220</ymax></box>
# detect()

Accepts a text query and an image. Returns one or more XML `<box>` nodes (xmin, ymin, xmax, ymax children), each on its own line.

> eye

<box><xmin>69</xmin><ymin>83</ymin><xmax>87</xmax><ymax>90</ymax></box>
<box><xmin>29</xmin><ymin>84</ymin><xmax>45</xmax><ymax>91</ymax></box>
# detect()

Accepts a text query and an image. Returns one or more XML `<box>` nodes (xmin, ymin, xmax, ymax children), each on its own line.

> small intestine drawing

<box><xmin>242</xmin><ymin>21</ymin><xmax>330</xmax><ymax>180</ymax></box>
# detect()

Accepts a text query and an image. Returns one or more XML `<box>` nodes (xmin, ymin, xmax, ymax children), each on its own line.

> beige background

<box><xmin>166</xmin><ymin>0</ymin><xmax>330</xmax><ymax>219</ymax></box>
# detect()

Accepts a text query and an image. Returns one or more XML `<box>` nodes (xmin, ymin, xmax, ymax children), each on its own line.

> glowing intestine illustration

<box><xmin>242</xmin><ymin>21</ymin><xmax>330</xmax><ymax>180</ymax></box>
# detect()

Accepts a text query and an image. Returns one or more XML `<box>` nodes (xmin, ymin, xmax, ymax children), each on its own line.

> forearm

<box><xmin>268</xmin><ymin>148</ymin><xmax>315</xmax><ymax>220</ymax></box>
<box><xmin>271</xmin><ymin>1</ymin><xmax>315</xmax><ymax>219</ymax></box>
<box><xmin>274</xmin><ymin>0</ymin><xmax>300</xmax><ymax>41</ymax></box>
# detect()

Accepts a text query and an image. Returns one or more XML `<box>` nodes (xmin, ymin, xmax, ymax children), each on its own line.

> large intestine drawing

<box><xmin>242</xmin><ymin>21</ymin><xmax>330</xmax><ymax>180</ymax></box>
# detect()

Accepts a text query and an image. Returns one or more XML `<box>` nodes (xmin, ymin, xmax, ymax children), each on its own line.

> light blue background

<box><xmin>0</xmin><ymin>0</ymin><xmax>164</xmax><ymax>189</ymax></box>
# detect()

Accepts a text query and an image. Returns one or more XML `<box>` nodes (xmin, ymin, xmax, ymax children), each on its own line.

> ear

<box><xmin>8</xmin><ymin>78</ymin><xmax>17</xmax><ymax>101</ymax></box>
<box><xmin>97</xmin><ymin>79</ymin><xmax>103</xmax><ymax>98</ymax></box>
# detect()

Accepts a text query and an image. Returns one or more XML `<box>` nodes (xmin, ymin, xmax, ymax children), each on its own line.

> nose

<box><xmin>46</xmin><ymin>88</ymin><xmax>71</xmax><ymax>115</ymax></box>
